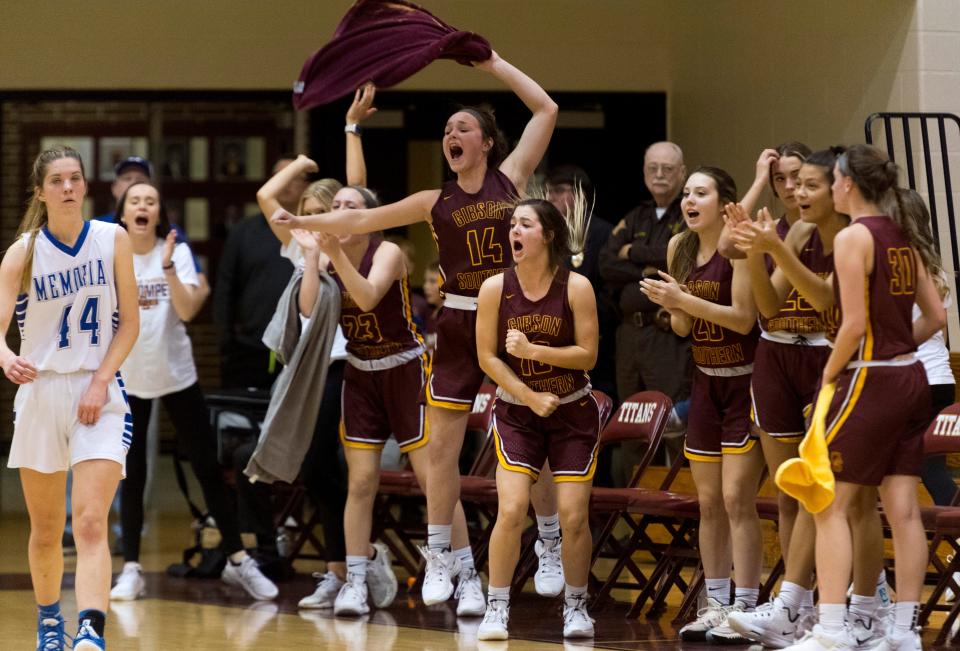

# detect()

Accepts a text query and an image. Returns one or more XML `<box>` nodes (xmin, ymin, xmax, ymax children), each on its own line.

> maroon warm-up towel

<box><xmin>293</xmin><ymin>0</ymin><xmax>492</xmax><ymax>109</ymax></box>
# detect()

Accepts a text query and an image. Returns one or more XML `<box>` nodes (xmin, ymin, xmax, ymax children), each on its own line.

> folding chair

<box><xmin>574</xmin><ymin>391</ymin><xmax>674</xmax><ymax>603</ymax></box>
<box><xmin>912</xmin><ymin>402</ymin><xmax>960</xmax><ymax>639</ymax></box>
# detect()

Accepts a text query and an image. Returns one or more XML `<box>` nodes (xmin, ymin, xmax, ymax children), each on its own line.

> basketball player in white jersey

<box><xmin>0</xmin><ymin>147</ymin><xmax>139</xmax><ymax>651</ymax></box>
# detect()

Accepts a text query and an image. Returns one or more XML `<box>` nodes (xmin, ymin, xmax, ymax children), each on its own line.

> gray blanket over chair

<box><xmin>244</xmin><ymin>268</ymin><xmax>340</xmax><ymax>484</ymax></box>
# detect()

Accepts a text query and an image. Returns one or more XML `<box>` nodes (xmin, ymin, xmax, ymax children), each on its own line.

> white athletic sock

<box><xmin>802</xmin><ymin>589</ymin><xmax>815</xmax><ymax>609</ymax></box>
<box><xmin>819</xmin><ymin>603</ymin><xmax>846</xmax><ymax>635</ymax></box>
<box><xmin>564</xmin><ymin>583</ymin><xmax>588</xmax><ymax>605</ymax></box>
<box><xmin>705</xmin><ymin>578</ymin><xmax>731</xmax><ymax>605</ymax></box>
<box><xmin>346</xmin><ymin>555</ymin><xmax>367</xmax><ymax>580</ymax></box>
<box><xmin>849</xmin><ymin>593</ymin><xmax>877</xmax><ymax>622</ymax></box>
<box><xmin>735</xmin><ymin>587</ymin><xmax>759</xmax><ymax>609</ymax></box>
<box><xmin>488</xmin><ymin>585</ymin><xmax>510</xmax><ymax>604</ymax></box>
<box><xmin>892</xmin><ymin>601</ymin><xmax>919</xmax><ymax>636</ymax></box>
<box><xmin>779</xmin><ymin>581</ymin><xmax>805</xmax><ymax>611</ymax></box>
<box><xmin>876</xmin><ymin>569</ymin><xmax>892</xmax><ymax>608</ymax></box>
<box><xmin>427</xmin><ymin>524</ymin><xmax>452</xmax><ymax>551</ymax></box>
<box><xmin>536</xmin><ymin>513</ymin><xmax>561</xmax><ymax>541</ymax></box>
<box><xmin>453</xmin><ymin>546</ymin><xmax>475</xmax><ymax>573</ymax></box>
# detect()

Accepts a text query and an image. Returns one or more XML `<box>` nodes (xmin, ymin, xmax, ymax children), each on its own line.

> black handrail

<box><xmin>865</xmin><ymin>112</ymin><xmax>960</xmax><ymax>331</ymax></box>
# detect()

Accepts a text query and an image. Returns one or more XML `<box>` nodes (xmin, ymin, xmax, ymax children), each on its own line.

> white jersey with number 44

<box><xmin>16</xmin><ymin>220</ymin><xmax>119</xmax><ymax>374</ymax></box>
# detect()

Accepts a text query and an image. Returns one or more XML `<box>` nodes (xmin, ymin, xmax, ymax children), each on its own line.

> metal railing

<box><xmin>865</xmin><ymin>112</ymin><xmax>960</xmax><ymax>330</ymax></box>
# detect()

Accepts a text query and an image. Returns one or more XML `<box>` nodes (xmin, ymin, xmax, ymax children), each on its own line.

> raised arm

<box><xmin>162</xmin><ymin>234</ymin><xmax>203</xmax><ymax>322</ymax></box>
<box><xmin>78</xmin><ymin>227</ymin><xmax>140</xmax><ymax>425</ymax></box>
<box><xmin>505</xmin><ymin>273</ymin><xmax>598</xmax><ymax>371</ymax></box>
<box><xmin>273</xmin><ymin>189</ymin><xmax>439</xmax><ymax>235</ymax></box>
<box><xmin>718</xmin><ymin>150</ymin><xmax>779</xmax><ymax>259</ymax></box>
<box><xmin>345</xmin><ymin>83</ymin><xmax>377</xmax><ymax>187</ymax></box>
<box><xmin>257</xmin><ymin>155</ymin><xmax>318</xmax><ymax>245</ymax></box>
<box><xmin>476</xmin><ymin>274</ymin><xmax>559</xmax><ymax>418</ymax></box>
<box><xmin>0</xmin><ymin>240</ymin><xmax>37</xmax><ymax>385</ymax></box>
<box><xmin>323</xmin><ymin>238</ymin><xmax>404</xmax><ymax>313</ymax></box>
<box><xmin>478</xmin><ymin>52</ymin><xmax>558</xmax><ymax>191</ymax></box>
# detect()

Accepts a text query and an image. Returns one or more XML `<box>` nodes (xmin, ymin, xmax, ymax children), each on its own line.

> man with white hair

<box><xmin>599</xmin><ymin>141</ymin><xmax>691</xmax><ymax>482</ymax></box>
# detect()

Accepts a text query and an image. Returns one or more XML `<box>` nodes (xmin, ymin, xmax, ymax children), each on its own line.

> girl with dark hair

<box><xmin>777</xmin><ymin>145</ymin><xmax>945</xmax><ymax>651</ymax></box>
<box><xmin>641</xmin><ymin>168</ymin><xmax>765</xmax><ymax>644</ymax></box>
<box><xmin>273</xmin><ymin>51</ymin><xmax>560</xmax><ymax>609</ymax></box>
<box><xmin>475</xmin><ymin>198</ymin><xmax>599</xmax><ymax>640</ymax></box>
<box><xmin>110</xmin><ymin>182</ymin><xmax>278</xmax><ymax>604</ymax></box>
<box><xmin>1</xmin><ymin>146</ymin><xmax>139</xmax><ymax>650</ymax></box>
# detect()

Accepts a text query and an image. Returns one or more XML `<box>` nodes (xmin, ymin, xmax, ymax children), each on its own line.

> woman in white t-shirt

<box><xmin>897</xmin><ymin>189</ymin><xmax>958</xmax><ymax>506</ymax></box>
<box><xmin>109</xmin><ymin>182</ymin><xmax>278</xmax><ymax>603</ymax></box>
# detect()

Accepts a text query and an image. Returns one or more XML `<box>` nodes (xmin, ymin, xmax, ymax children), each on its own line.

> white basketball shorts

<box><xmin>7</xmin><ymin>370</ymin><xmax>132</xmax><ymax>476</ymax></box>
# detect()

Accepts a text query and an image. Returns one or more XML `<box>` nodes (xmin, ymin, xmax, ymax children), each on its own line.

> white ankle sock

<box><xmin>427</xmin><ymin>524</ymin><xmax>452</xmax><ymax>551</ymax></box>
<box><xmin>705</xmin><ymin>578</ymin><xmax>731</xmax><ymax>605</ymax></box>
<box><xmin>536</xmin><ymin>513</ymin><xmax>561</xmax><ymax>540</ymax></box>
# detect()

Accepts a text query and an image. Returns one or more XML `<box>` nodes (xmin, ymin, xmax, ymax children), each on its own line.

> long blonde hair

<box><xmin>893</xmin><ymin>187</ymin><xmax>950</xmax><ymax>300</ymax></box>
<box><xmin>14</xmin><ymin>146</ymin><xmax>87</xmax><ymax>292</ymax></box>
<box><xmin>297</xmin><ymin>178</ymin><xmax>342</xmax><ymax>214</ymax></box>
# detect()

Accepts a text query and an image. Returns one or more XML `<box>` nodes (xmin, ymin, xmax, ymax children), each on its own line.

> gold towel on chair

<box><xmin>774</xmin><ymin>382</ymin><xmax>837</xmax><ymax>514</ymax></box>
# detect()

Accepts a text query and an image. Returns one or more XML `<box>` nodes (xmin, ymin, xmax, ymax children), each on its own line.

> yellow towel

<box><xmin>774</xmin><ymin>382</ymin><xmax>837</xmax><ymax>514</ymax></box>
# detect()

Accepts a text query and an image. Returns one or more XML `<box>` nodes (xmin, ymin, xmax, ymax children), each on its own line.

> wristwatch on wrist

<box><xmin>344</xmin><ymin>123</ymin><xmax>362</xmax><ymax>136</ymax></box>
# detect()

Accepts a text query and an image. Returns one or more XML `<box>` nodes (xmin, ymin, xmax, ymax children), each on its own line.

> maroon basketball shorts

<box><xmin>422</xmin><ymin>307</ymin><xmax>486</xmax><ymax>411</ymax></box>
<box><xmin>821</xmin><ymin>360</ymin><xmax>929</xmax><ymax>486</ymax></box>
<box><xmin>750</xmin><ymin>338</ymin><xmax>831</xmax><ymax>441</ymax></box>
<box><xmin>684</xmin><ymin>368</ymin><xmax>757</xmax><ymax>462</ymax></box>
<box><xmin>341</xmin><ymin>355</ymin><xmax>428</xmax><ymax>453</ymax></box>
<box><xmin>491</xmin><ymin>394</ymin><xmax>603</xmax><ymax>482</ymax></box>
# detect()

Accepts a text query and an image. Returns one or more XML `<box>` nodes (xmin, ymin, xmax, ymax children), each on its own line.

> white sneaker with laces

<box><xmin>455</xmin><ymin>569</ymin><xmax>486</xmax><ymax>616</ymax></box>
<box><xmin>418</xmin><ymin>546</ymin><xmax>460</xmax><ymax>605</ymax></box>
<box><xmin>534</xmin><ymin>537</ymin><xmax>564</xmax><ymax>597</ymax></box>
<box><xmin>706</xmin><ymin>600</ymin><xmax>752</xmax><ymax>644</ymax></box>
<box><xmin>782</xmin><ymin>624</ymin><xmax>859</xmax><ymax>650</ymax></box>
<box><xmin>298</xmin><ymin>571</ymin><xmax>344</xmax><ymax>609</ymax></box>
<box><xmin>563</xmin><ymin>593</ymin><xmax>595</xmax><ymax>639</ymax></box>
<box><xmin>678</xmin><ymin>597</ymin><xmax>729</xmax><ymax>642</ymax></box>
<box><xmin>477</xmin><ymin>599</ymin><xmax>510</xmax><ymax>640</ymax></box>
<box><xmin>110</xmin><ymin>561</ymin><xmax>146</xmax><ymax>601</ymax></box>
<box><xmin>221</xmin><ymin>555</ymin><xmax>279</xmax><ymax>601</ymax></box>
<box><xmin>334</xmin><ymin>576</ymin><xmax>370</xmax><ymax>616</ymax></box>
<box><xmin>726</xmin><ymin>597</ymin><xmax>803</xmax><ymax>648</ymax></box>
<box><xmin>875</xmin><ymin>628</ymin><xmax>922</xmax><ymax>650</ymax></box>
<box><xmin>366</xmin><ymin>543</ymin><xmax>398</xmax><ymax>608</ymax></box>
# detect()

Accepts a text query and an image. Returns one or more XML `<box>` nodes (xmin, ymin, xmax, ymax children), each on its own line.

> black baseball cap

<box><xmin>114</xmin><ymin>156</ymin><xmax>153</xmax><ymax>178</ymax></box>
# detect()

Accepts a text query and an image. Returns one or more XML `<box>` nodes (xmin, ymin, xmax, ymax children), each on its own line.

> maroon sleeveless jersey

<box><xmin>833</xmin><ymin>216</ymin><xmax>917</xmax><ymax>361</ymax></box>
<box><xmin>497</xmin><ymin>267</ymin><xmax>590</xmax><ymax>398</ymax></box>
<box><xmin>687</xmin><ymin>250</ymin><xmax>759</xmax><ymax>368</ymax></box>
<box><xmin>328</xmin><ymin>239</ymin><xmax>423</xmax><ymax>361</ymax></box>
<box><xmin>429</xmin><ymin>168</ymin><xmax>516</xmax><ymax>298</ymax></box>
<box><xmin>765</xmin><ymin>228</ymin><xmax>835</xmax><ymax>335</ymax></box>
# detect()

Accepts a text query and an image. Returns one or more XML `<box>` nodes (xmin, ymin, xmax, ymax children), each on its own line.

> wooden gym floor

<box><xmin>0</xmin><ymin>464</ymin><xmax>956</xmax><ymax>649</ymax></box>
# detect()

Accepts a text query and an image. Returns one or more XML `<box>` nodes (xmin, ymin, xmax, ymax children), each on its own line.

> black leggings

<box><xmin>121</xmin><ymin>383</ymin><xmax>244</xmax><ymax>561</ymax></box>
